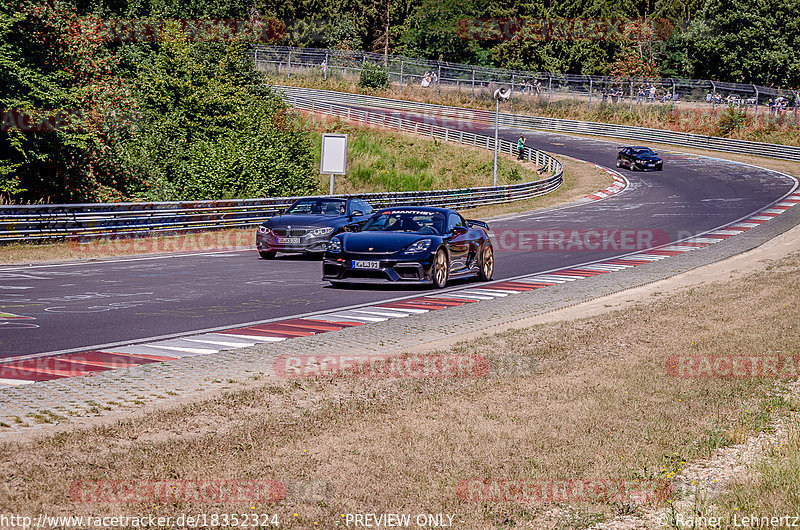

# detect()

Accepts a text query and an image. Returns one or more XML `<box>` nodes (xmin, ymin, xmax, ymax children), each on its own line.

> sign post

<box><xmin>320</xmin><ymin>133</ymin><xmax>348</xmax><ymax>195</ymax></box>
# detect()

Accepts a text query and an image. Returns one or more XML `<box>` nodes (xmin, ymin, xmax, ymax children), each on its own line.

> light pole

<box><xmin>492</xmin><ymin>86</ymin><xmax>511</xmax><ymax>186</ymax></box>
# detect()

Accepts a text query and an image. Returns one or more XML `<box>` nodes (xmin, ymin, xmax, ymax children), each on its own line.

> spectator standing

<box><xmin>638</xmin><ymin>87</ymin><xmax>645</xmax><ymax>104</ymax></box>
<box><xmin>648</xmin><ymin>85</ymin><xmax>656</xmax><ymax>103</ymax></box>
<box><xmin>517</xmin><ymin>136</ymin><xmax>526</xmax><ymax>160</ymax></box>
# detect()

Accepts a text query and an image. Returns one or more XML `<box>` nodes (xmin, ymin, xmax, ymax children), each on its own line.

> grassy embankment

<box><xmin>266</xmin><ymin>69</ymin><xmax>800</xmax><ymax>147</ymax></box>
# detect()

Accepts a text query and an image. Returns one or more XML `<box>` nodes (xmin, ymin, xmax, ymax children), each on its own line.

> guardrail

<box><xmin>0</xmin><ymin>98</ymin><xmax>562</xmax><ymax>243</ymax></box>
<box><xmin>276</xmin><ymin>86</ymin><xmax>800</xmax><ymax>161</ymax></box>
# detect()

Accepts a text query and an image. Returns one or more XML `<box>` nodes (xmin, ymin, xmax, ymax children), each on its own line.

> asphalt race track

<box><xmin>0</xmin><ymin>108</ymin><xmax>795</xmax><ymax>361</ymax></box>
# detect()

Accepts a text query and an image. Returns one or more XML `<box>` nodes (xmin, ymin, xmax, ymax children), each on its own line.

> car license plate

<box><xmin>277</xmin><ymin>237</ymin><xmax>301</xmax><ymax>244</ymax></box>
<box><xmin>353</xmin><ymin>260</ymin><xmax>380</xmax><ymax>269</ymax></box>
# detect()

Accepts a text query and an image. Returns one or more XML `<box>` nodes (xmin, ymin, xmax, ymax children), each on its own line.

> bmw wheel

<box><xmin>478</xmin><ymin>243</ymin><xmax>494</xmax><ymax>281</ymax></box>
<box><xmin>432</xmin><ymin>248</ymin><xmax>449</xmax><ymax>289</ymax></box>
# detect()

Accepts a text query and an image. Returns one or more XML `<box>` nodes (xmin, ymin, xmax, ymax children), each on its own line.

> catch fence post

<box><xmin>711</xmin><ymin>81</ymin><xmax>716</xmax><ymax>118</ymax></box>
<box><xmin>753</xmin><ymin>84</ymin><xmax>759</xmax><ymax>124</ymax></box>
<box><xmin>511</xmin><ymin>73</ymin><xmax>515</xmax><ymax>110</ymax></box>
<box><xmin>471</xmin><ymin>68</ymin><xmax>475</xmax><ymax>101</ymax></box>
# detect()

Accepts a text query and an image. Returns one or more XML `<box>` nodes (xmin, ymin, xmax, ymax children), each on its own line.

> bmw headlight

<box><xmin>328</xmin><ymin>237</ymin><xmax>342</xmax><ymax>253</ymax></box>
<box><xmin>312</xmin><ymin>226</ymin><xmax>334</xmax><ymax>237</ymax></box>
<box><xmin>257</xmin><ymin>226</ymin><xmax>270</xmax><ymax>234</ymax></box>
<box><xmin>405</xmin><ymin>239</ymin><xmax>432</xmax><ymax>254</ymax></box>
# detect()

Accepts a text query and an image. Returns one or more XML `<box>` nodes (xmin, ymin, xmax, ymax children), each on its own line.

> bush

<box><xmin>717</xmin><ymin>104</ymin><xmax>748</xmax><ymax>136</ymax></box>
<box><xmin>359</xmin><ymin>61</ymin><xmax>389</xmax><ymax>90</ymax></box>
<box><xmin>117</xmin><ymin>36</ymin><xmax>317</xmax><ymax>201</ymax></box>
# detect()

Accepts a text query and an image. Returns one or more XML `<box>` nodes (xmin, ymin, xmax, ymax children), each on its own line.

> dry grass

<box><xmin>712</xmin><ymin>416</ymin><xmax>800</xmax><ymax>524</ymax></box>
<box><xmin>298</xmin><ymin>110</ymin><xmax>549</xmax><ymax>193</ymax></box>
<box><xmin>2</xmin><ymin>247</ymin><xmax>799</xmax><ymax>527</ymax></box>
<box><xmin>268</xmin><ymin>71</ymin><xmax>800</xmax><ymax>147</ymax></box>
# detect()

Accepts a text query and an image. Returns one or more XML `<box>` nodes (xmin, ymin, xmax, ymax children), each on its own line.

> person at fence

<box><xmin>517</xmin><ymin>136</ymin><xmax>526</xmax><ymax>160</ymax></box>
<box><xmin>706</xmin><ymin>92</ymin><xmax>713</xmax><ymax>103</ymax></box>
<box><xmin>601</xmin><ymin>87</ymin><xmax>608</xmax><ymax>103</ymax></box>
<box><xmin>672</xmin><ymin>92</ymin><xmax>679</xmax><ymax>102</ymax></box>
<box><xmin>648</xmin><ymin>85</ymin><xmax>656</xmax><ymax>102</ymax></box>
<box><xmin>421</xmin><ymin>71</ymin><xmax>431</xmax><ymax>87</ymax></box>
<box><xmin>638</xmin><ymin>87</ymin><xmax>645</xmax><ymax>104</ymax></box>
<box><xmin>321</xmin><ymin>58</ymin><xmax>327</xmax><ymax>76</ymax></box>
<box><xmin>534</xmin><ymin>80</ymin><xmax>541</xmax><ymax>94</ymax></box>
<box><xmin>662</xmin><ymin>90</ymin><xmax>671</xmax><ymax>103</ymax></box>
<box><xmin>611</xmin><ymin>88</ymin><xmax>618</xmax><ymax>104</ymax></box>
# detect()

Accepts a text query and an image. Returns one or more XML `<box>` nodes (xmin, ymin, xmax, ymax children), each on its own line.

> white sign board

<box><xmin>320</xmin><ymin>133</ymin><xmax>348</xmax><ymax>175</ymax></box>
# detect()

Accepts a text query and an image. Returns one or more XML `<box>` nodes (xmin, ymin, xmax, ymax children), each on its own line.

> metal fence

<box><xmin>250</xmin><ymin>45</ymin><xmax>799</xmax><ymax>120</ymax></box>
<box><xmin>277</xmin><ymin>86</ymin><xmax>800</xmax><ymax>161</ymax></box>
<box><xmin>0</xmin><ymin>99</ymin><xmax>563</xmax><ymax>243</ymax></box>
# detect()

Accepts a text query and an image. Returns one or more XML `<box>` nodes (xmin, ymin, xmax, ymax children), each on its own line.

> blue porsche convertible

<box><xmin>322</xmin><ymin>206</ymin><xmax>494</xmax><ymax>288</ymax></box>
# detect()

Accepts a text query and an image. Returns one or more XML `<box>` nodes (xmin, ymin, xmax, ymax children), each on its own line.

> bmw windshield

<box><xmin>286</xmin><ymin>199</ymin><xmax>347</xmax><ymax>216</ymax></box>
<box><xmin>361</xmin><ymin>211</ymin><xmax>445</xmax><ymax>235</ymax></box>
<box><xmin>631</xmin><ymin>148</ymin><xmax>656</xmax><ymax>156</ymax></box>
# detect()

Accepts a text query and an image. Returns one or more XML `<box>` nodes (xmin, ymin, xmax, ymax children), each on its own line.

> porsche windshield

<box><xmin>362</xmin><ymin>211</ymin><xmax>445</xmax><ymax>235</ymax></box>
<box><xmin>286</xmin><ymin>199</ymin><xmax>347</xmax><ymax>216</ymax></box>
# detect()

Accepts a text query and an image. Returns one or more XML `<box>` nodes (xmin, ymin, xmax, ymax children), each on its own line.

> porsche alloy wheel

<box><xmin>478</xmin><ymin>243</ymin><xmax>494</xmax><ymax>281</ymax></box>
<box><xmin>432</xmin><ymin>248</ymin><xmax>449</xmax><ymax>288</ymax></box>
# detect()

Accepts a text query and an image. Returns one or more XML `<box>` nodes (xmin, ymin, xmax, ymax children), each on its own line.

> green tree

<box><xmin>121</xmin><ymin>31</ymin><xmax>316</xmax><ymax>200</ymax></box>
<box><xmin>684</xmin><ymin>0</ymin><xmax>800</xmax><ymax>87</ymax></box>
<box><xmin>0</xmin><ymin>0</ymin><xmax>142</xmax><ymax>203</ymax></box>
<box><xmin>359</xmin><ymin>61</ymin><xmax>389</xmax><ymax>89</ymax></box>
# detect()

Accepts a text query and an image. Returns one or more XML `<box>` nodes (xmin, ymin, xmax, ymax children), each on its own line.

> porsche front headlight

<box><xmin>405</xmin><ymin>239</ymin><xmax>432</xmax><ymax>254</ymax></box>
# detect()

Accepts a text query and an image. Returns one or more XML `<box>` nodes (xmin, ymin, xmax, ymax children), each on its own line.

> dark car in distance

<box><xmin>256</xmin><ymin>197</ymin><xmax>374</xmax><ymax>259</ymax></box>
<box><xmin>616</xmin><ymin>146</ymin><xmax>663</xmax><ymax>171</ymax></box>
<box><xmin>322</xmin><ymin>206</ymin><xmax>494</xmax><ymax>288</ymax></box>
